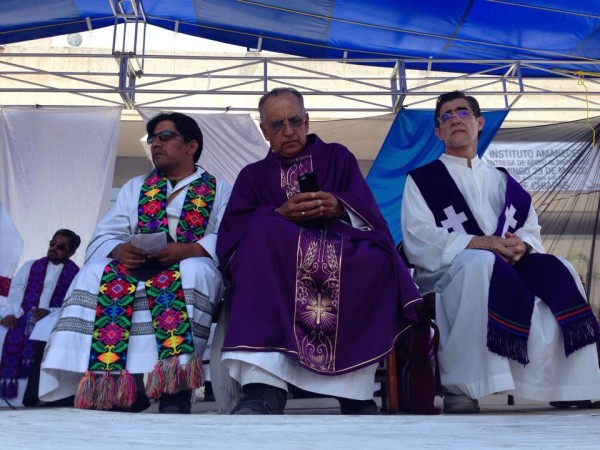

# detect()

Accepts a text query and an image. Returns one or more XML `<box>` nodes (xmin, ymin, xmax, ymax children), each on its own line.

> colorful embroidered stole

<box><xmin>409</xmin><ymin>160</ymin><xmax>599</xmax><ymax>364</ymax></box>
<box><xmin>0</xmin><ymin>258</ymin><xmax>79</xmax><ymax>398</ymax></box>
<box><xmin>77</xmin><ymin>170</ymin><xmax>215</xmax><ymax>410</ymax></box>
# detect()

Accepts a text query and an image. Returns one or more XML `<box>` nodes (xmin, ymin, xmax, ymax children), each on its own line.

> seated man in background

<box><xmin>0</xmin><ymin>229</ymin><xmax>80</xmax><ymax>407</ymax></box>
<box><xmin>401</xmin><ymin>90</ymin><xmax>600</xmax><ymax>413</ymax></box>
<box><xmin>217</xmin><ymin>87</ymin><xmax>421</xmax><ymax>415</ymax></box>
<box><xmin>40</xmin><ymin>112</ymin><xmax>232</xmax><ymax>414</ymax></box>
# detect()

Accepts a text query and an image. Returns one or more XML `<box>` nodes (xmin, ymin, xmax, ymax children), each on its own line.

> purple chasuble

<box><xmin>0</xmin><ymin>257</ymin><xmax>79</xmax><ymax>398</ymax></box>
<box><xmin>409</xmin><ymin>160</ymin><xmax>600</xmax><ymax>364</ymax></box>
<box><xmin>217</xmin><ymin>134</ymin><xmax>421</xmax><ymax>375</ymax></box>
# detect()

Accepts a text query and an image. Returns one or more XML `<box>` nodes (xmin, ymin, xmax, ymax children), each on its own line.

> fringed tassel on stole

<box><xmin>487</xmin><ymin>324</ymin><xmax>529</xmax><ymax>366</ymax></box>
<box><xmin>562</xmin><ymin>315</ymin><xmax>600</xmax><ymax>357</ymax></box>
<box><xmin>74</xmin><ymin>371</ymin><xmax>96</xmax><ymax>409</ymax></box>
<box><xmin>162</xmin><ymin>356</ymin><xmax>180</xmax><ymax>394</ymax></box>
<box><xmin>145</xmin><ymin>354</ymin><xmax>203</xmax><ymax>399</ymax></box>
<box><xmin>182</xmin><ymin>354</ymin><xmax>205</xmax><ymax>390</ymax></box>
<box><xmin>94</xmin><ymin>371</ymin><xmax>117</xmax><ymax>410</ymax></box>
<box><xmin>115</xmin><ymin>370</ymin><xmax>136</xmax><ymax>409</ymax></box>
<box><xmin>0</xmin><ymin>378</ymin><xmax>18</xmax><ymax>399</ymax></box>
<box><xmin>146</xmin><ymin>361</ymin><xmax>165</xmax><ymax>399</ymax></box>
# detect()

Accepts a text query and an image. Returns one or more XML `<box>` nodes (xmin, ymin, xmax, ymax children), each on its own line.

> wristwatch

<box><xmin>524</xmin><ymin>242</ymin><xmax>533</xmax><ymax>255</ymax></box>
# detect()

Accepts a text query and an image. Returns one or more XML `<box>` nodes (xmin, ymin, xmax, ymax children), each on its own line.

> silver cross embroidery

<box><xmin>501</xmin><ymin>204</ymin><xmax>518</xmax><ymax>236</ymax></box>
<box><xmin>441</xmin><ymin>206</ymin><xmax>468</xmax><ymax>233</ymax></box>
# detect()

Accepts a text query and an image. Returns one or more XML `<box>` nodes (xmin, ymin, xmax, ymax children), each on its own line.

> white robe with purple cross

<box><xmin>401</xmin><ymin>153</ymin><xmax>600</xmax><ymax>402</ymax></box>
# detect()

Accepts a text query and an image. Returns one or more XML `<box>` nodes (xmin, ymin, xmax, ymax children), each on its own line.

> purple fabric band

<box><xmin>0</xmin><ymin>258</ymin><xmax>78</xmax><ymax>398</ymax></box>
<box><xmin>409</xmin><ymin>159</ymin><xmax>599</xmax><ymax>364</ymax></box>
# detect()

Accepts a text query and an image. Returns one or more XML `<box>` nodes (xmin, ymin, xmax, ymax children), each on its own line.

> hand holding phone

<box><xmin>299</xmin><ymin>172</ymin><xmax>319</xmax><ymax>192</ymax></box>
<box><xmin>297</xmin><ymin>172</ymin><xmax>324</xmax><ymax>229</ymax></box>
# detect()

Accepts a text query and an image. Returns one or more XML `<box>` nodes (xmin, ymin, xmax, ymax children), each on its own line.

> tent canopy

<box><xmin>1</xmin><ymin>1</ymin><xmax>600</xmax><ymax>76</ymax></box>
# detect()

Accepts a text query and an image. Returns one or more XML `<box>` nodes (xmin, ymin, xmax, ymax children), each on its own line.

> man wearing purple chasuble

<box><xmin>217</xmin><ymin>87</ymin><xmax>422</xmax><ymax>415</ymax></box>
<box><xmin>401</xmin><ymin>91</ymin><xmax>600</xmax><ymax>414</ymax></box>
<box><xmin>40</xmin><ymin>112</ymin><xmax>232</xmax><ymax>414</ymax></box>
<box><xmin>0</xmin><ymin>229</ymin><xmax>80</xmax><ymax>407</ymax></box>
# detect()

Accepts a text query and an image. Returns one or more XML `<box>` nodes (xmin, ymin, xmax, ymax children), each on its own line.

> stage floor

<box><xmin>1</xmin><ymin>394</ymin><xmax>599</xmax><ymax>449</ymax></box>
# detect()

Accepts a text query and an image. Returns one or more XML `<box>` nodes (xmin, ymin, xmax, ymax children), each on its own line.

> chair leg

<box><xmin>385</xmin><ymin>352</ymin><xmax>400</xmax><ymax>413</ymax></box>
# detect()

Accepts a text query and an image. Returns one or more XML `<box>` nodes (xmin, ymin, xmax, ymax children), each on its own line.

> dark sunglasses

<box><xmin>49</xmin><ymin>240</ymin><xmax>68</xmax><ymax>251</ymax></box>
<box><xmin>147</xmin><ymin>130</ymin><xmax>183</xmax><ymax>145</ymax></box>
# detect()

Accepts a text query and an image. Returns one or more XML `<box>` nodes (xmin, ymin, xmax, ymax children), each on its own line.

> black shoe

<box><xmin>22</xmin><ymin>399</ymin><xmax>45</xmax><ymax>407</ymax></box>
<box><xmin>443</xmin><ymin>394</ymin><xmax>480</xmax><ymax>414</ymax></box>
<box><xmin>231</xmin><ymin>399</ymin><xmax>277</xmax><ymax>414</ymax></box>
<box><xmin>132</xmin><ymin>391</ymin><xmax>151</xmax><ymax>412</ymax></box>
<box><xmin>113</xmin><ymin>391</ymin><xmax>151</xmax><ymax>413</ymax></box>
<box><xmin>45</xmin><ymin>396</ymin><xmax>75</xmax><ymax>408</ymax></box>
<box><xmin>231</xmin><ymin>383</ymin><xmax>287</xmax><ymax>415</ymax></box>
<box><xmin>203</xmin><ymin>381</ymin><xmax>215</xmax><ymax>402</ymax></box>
<box><xmin>109</xmin><ymin>373</ymin><xmax>151</xmax><ymax>413</ymax></box>
<box><xmin>550</xmin><ymin>400</ymin><xmax>600</xmax><ymax>409</ymax></box>
<box><xmin>159</xmin><ymin>390</ymin><xmax>192</xmax><ymax>414</ymax></box>
<box><xmin>337</xmin><ymin>397</ymin><xmax>379</xmax><ymax>415</ymax></box>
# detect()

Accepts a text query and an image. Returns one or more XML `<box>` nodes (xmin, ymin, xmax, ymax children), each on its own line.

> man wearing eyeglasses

<box><xmin>401</xmin><ymin>90</ymin><xmax>600</xmax><ymax>413</ymax></box>
<box><xmin>40</xmin><ymin>112</ymin><xmax>232</xmax><ymax>414</ymax></box>
<box><xmin>0</xmin><ymin>229</ymin><xmax>80</xmax><ymax>407</ymax></box>
<box><xmin>216</xmin><ymin>87</ymin><xmax>421</xmax><ymax>415</ymax></box>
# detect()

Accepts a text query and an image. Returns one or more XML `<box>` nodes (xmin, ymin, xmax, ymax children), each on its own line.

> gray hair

<box><xmin>258</xmin><ymin>87</ymin><xmax>306</xmax><ymax>122</ymax></box>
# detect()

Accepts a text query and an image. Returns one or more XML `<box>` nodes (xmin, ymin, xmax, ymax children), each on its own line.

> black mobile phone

<box><xmin>299</xmin><ymin>172</ymin><xmax>319</xmax><ymax>192</ymax></box>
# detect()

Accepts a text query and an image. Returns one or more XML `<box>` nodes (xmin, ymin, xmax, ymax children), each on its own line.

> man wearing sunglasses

<box><xmin>40</xmin><ymin>112</ymin><xmax>232</xmax><ymax>414</ymax></box>
<box><xmin>216</xmin><ymin>87</ymin><xmax>421</xmax><ymax>415</ymax></box>
<box><xmin>0</xmin><ymin>229</ymin><xmax>80</xmax><ymax>407</ymax></box>
<box><xmin>401</xmin><ymin>90</ymin><xmax>600</xmax><ymax>413</ymax></box>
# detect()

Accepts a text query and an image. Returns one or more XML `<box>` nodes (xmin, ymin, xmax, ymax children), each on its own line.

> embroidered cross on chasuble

<box><xmin>278</xmin><ymin>156</ymin><xmax>344</xmax><ymax>372</ymax></box>
<box><xmin>295</xmin><ymin>228</ymin><xmax>342</xmax><ymax>372</ymax></box>
<box><xmin>75</xmin><ymin>170</ymin><xmax>216</xmax><ymax>410</ymax></box>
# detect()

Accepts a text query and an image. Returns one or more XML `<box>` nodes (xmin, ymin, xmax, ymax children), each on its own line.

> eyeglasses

<box><xmin>49</xmin><ymin>240</ymin><xmax>68</xmax><ymax>251</ymax></box>
<box><xmin>438</xmin><ymin>109</ymin><xmax>474</xmax><ymax>124</ymax></box>
<box><xmin>146</xmin><ymin>130</ymin><xmax>183</xmax><ymax>145</ymax></box>
<box><xmin>268</xmin><ymin>116</ymin><xmax>305</xmax><ymax>131</ymax></box>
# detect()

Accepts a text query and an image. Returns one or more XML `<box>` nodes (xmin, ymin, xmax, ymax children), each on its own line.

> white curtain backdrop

<box><xmin>0</xmin><ymin>106</ymin><xmax>122</xmax><ymax>268</ymax></box>
<box><xmin>0</xmin><ymin>201</ymin><xmax>23</xmax><ymax>279</ymax></box>
<box><xmin>137</xmin><ymin>109</ymin><xmax>269</xmax><ymax>185</ymax></box>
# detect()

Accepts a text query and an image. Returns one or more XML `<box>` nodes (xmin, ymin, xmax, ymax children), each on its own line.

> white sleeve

<box><xmin>0</xmin><ymin>261</ymin><xmax>33</xmax><ymax>319</ymax></box>
<box><xmin>197</xmin><ymin>179</ymin><xmax>233</xmax><ymax>265</ymax></box>
<box><xmin>85</xmin><ymin>177</ymin><xmax>141</xmax><ymax>263</ymax></box>
<box><xmin>514</xmin><ymin>205</ymin><xmax>544</xmax><ymax>253</ymax></box>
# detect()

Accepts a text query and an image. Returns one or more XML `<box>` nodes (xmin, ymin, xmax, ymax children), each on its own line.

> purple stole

<box><xmin>409</xmin><ymin>160</ymin><xmax>600</xmax><ymax>364</ymax></box>
<box><xmin>0</xmin><ymin>257</ymin><xmax>79</xmax><ymax>398</ymax></box>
